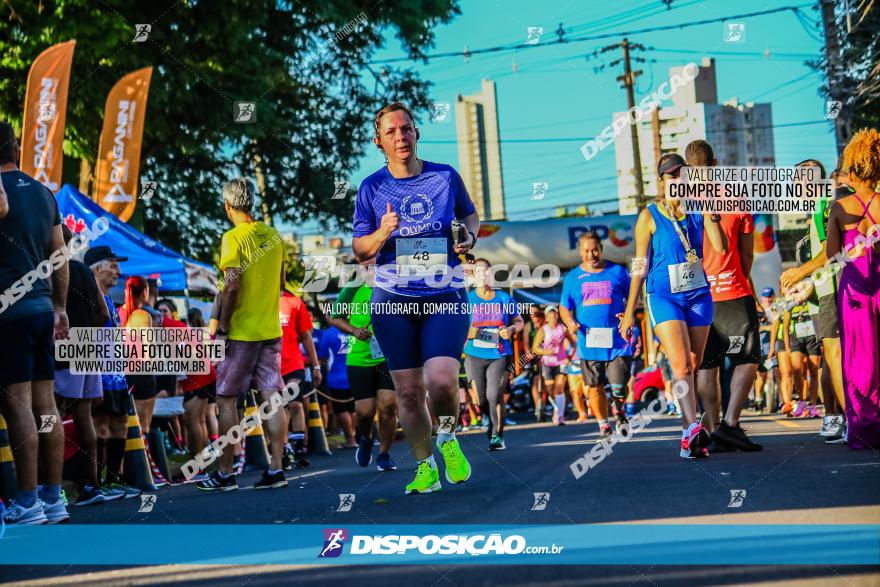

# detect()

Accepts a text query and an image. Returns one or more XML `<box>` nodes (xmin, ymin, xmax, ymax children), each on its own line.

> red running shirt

<box><xmin>280</xmin><ymin>291</ymin><xmax>313</xmax><ymax>376</ymax></box>
<box><xmin>702</xmin><ymin>213</ymin><xmax>754</xmax><ymax>302</ymax></box>
<box><xmin>161</xmin><ymin>316</ymin><xmax>217</xmax><ymax>392</ymax></box>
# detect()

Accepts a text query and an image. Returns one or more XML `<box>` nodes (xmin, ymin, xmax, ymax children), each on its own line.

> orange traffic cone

<box><xmin>306</xmin><ymin>392</ymin><xmax>331</xmax><ymax>456</ymax></box>
<box><xmin>0</xmin><ymin>415</ymin><xmax>17</xmax><ymax>503</ymax></box>
<box><xmin>123</xmin><ymin>392</ymin><xmax>157</xmax><ymax>491</ymax></box>
<box><xmin>243</xmin><ymin>390</ymin><xmax>270</xmax><ymax>471</ymax></box>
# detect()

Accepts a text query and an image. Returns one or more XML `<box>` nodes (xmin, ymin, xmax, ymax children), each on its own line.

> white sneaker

<box><xmin>824</xmin><ymin>416</ymin><xmax>844</xmax><ymax>438</ymax></box>
<box><xmin>2</xmin><ymin>501</ymin><xmax>48</xmax><ymax>525</ymax></box>
<box><xmin>41</xmin><ymin>498</ymin><xmax>70</xmax><ymax>524</ymax></box>
<box><xmin>819</xmin><ymin>416</ymin><xmax>833</xmax><ymax>437</ymax></box>
<box><xmin>826</xmin><ymin>422</ymin><xmax>847</xmax><ymax>444</ymax></box>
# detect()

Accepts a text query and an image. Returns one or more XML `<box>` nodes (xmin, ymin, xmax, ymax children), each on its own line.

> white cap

<box><xmin>544</xmin><ymin>304</ymin><xmax>559</xmax><ymax>313</ymax></box>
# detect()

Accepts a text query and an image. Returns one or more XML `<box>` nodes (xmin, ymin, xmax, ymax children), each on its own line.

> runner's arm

<box><xmin>620</xmin><ymin>209</ymin><xmax>653</xmax><ymax>338</ymax></box>
<box><xmin>703</xmin><ymin>215</ymin><xmax>727</xmax><ymax>254</ymax></box>
<box><xmin>0</xmin><ymin>179</ymin><xmax>8</xmax><ymax>219</ymax></box>
<box><xmin>825</xmin><ymin>202</ymin><xmax>843</xmax><ymax>259</ymax></box>
<box><xmin>780</xmin><ymin>250</ymin><xmax>827</xmax><ymax>291</ymax></box>
<box><xmin>558</xmin><ymin>305</ymin><xmax>578</xmax><ymax>336</ymax></box>
<box><xmin>453</xmin><ymin>211</ymin><xmax>480</xmax><ymax>254</ymax></box>
<box><xmin>739</xmin><ymin>232</ymin><xmax>755</xmax><ymax>277</ymax></box>
<box><xmin>328</xmin><ymin>316</ymin><xmax>356</xmax><ymax>336</ymax></box>
<box><xmin>768</xmin><ymin>318</ymin><xmax>778</xmax><ymax>359</ymax></box>
<box><xmin>217</xmin><ymin>268</ymin><xmax>240</xmax><ymax>334</ymax></box>
<box><xmin>301</xmin><ymin>332</ymin><xmax>319</xmax><ymax>365</ymax></box>
<box><xmin>93</xmin><ymin>281</ymin><xmax>110</xmax><ymax>326</ymax></box>
<box><xmin>48</xmin><ymin>224</ymin><xmax>69</xmax><ymax>338</ymax></box>
<box><xmin>531</xmin><ymin>327</ymin><xmax>548</xmax><ymax>356</ymax></box>
<box><xmin>782</xmin><ymin>311</ymin><xmax>792</xmax><ymax>353</ymax></box>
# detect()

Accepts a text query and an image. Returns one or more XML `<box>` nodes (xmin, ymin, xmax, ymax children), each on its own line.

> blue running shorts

<box><xmin>371</xmin><ymin>287</ymin><xmax>470</xmax><ymax>371</ymax></box>
<box><xmin>646</xmin><ymin>290</ymin><xmax>714</xmax><ymax>329</ymax></box>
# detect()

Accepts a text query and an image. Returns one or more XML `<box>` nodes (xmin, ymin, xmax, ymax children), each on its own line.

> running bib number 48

<box><xmin>396</xmin><ymin>238</ymin><xmax>448</xmax><ymax>272</ymax></box>
<box><xmin>668</xmin><ymin>261</ymin><xmax>707</xmax><ymax>294</ymax></box>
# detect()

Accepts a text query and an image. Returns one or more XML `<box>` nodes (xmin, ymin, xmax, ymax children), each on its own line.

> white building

<box><xmin>614</xmin><ymin>58</ymin><xmax>790</xmax><ymax>224</ymax></box>
<box><xmin>456</xmin><ymin>79</ymin><xmax>506</xmax><ymax>220</ymax></box>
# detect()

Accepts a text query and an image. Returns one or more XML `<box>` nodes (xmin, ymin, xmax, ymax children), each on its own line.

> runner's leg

<box><xmin>724</xmin><ymin>362</ymin><xmax>758</xmax><ymax>426</ymax></box>
<box><xmin>806</xmin><ymin>353</ymin><xmax>821</xmax><ymax>407</ymax></box>
<box><xmin>653</xmin><ymin>320</ymin><xmax>698</xmax><ymax>426</ymax></box>
<box><xmin>568</xmin><ymin>375</ymin><xmax>587</xmax><ymax>421</ymax></box>
<box><xmin>391</xmin><ymin>368</ymin><xmax>432</xmax><ymax>460</ymax></box>
<box><xmin>465</xmin><ymin>356</ymin><xmax>491</xmax><ymax>437</ymax></box>
<box><xmin>376</xmin><ymin>388</ymin><xmax>397</xmax><ymax>454</ymax></box>
<box><xmin>696</xmin><ymin>367</ymin><xmax>721</xmax><ymax>433</ymax></box>
<box><xmin>821</xmin><ymin>337</ymin><xmax>846</xmax><ymax>410</ymax></box>
<box><xmin>777</xmin><ymin>350</ymin><xmax>794</xmax><ymax>412</ymax></box>
<box><xmin>553</xmin><ymin>373</ymin><xmax>568</xmax><ymax>423</ymax></box>
<box><xmin>32</xmin><ymin>379</ymin><xmax>63</xmax><ymax>500</ymax></box>
<box><xmin>790</xmin><ymin>350</ymin><xmax>806</xmax><ymax>409</ymax></box>
<box><xmin>485</xmin><ymin>357</ymin><xmax>508</xmax><ymax>436</ymax></box>
<box><xmin>72</xmin><ymin>397</ymin><xmax>99</xmax><ymax>488</ymax></box>
<box><xmin>0</xmin><ymin>382</ymin><xmax>38</xmax><ymax>499</ymax></box>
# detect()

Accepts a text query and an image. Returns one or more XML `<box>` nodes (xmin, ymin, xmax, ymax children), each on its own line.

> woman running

<box><xmin>768</xmin><ymin>300</ymin><xmax>795</xmax><ymax>415</ymax></box>
<box><xmin>352</xmin><ymin>102</ymin><xmax>478</xmax><ymax>494</ymax></box>
<box><xmin>120</xmin><ymin>276</ymin><xmax>159</xmax><ymax>434</ymax></box>
<box><xmin>619</xmin><ymin>153</ymin><xmax>727</xmax><ymax>458</ymax></box>
<box><xmin>564</xmin><ymin>340</ymin><xmax>588</xmax><ymax>423</ymax></box>
<box><xmin>786</xmin><ymin>300</ymin><xmax>821</xmax><ymax>418</ymax></box>
<box><xmin>464</xmin><ymin>258</ymin><xmax>524</xmax><ymax>450</ymax></box>
<box><xmin>524</xmin><ymin>306</ymin><xmax>547</xmax><ymax>421</ymax></box>
<box><xmin>826</xmin><ymin>128</ymin><xmax>880</xmax><ymax>450</ymax></box>
<box><xmin>531</xmin><ymin>305</ymin><xmax>571</xmax><ymax>425</ymax></box>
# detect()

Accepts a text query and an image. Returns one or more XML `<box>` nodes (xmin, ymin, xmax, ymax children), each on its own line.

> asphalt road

<box><xmin>3</xmin><ymin>410</ymin><xmax>879</xmax><ymax>585</ymax></box>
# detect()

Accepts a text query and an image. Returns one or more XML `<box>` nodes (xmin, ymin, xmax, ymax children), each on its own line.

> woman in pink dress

<box><xmin>826</xmin><ymin>128</ymin><xmax>880</xmax><ymax>450</ymax></box>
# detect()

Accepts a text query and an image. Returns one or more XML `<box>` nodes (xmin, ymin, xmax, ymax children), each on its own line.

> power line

<box><xmin>646</xmin><ymin>46</ymin><xmax>815</xmax><ymax>59</ymax></box>
<box><xmin>368</xmin><ymin>5</ymin><xmax>813</xmax><ymax>66</ymax></box>
<box><xmin>751</xmin><ymin>71</ymin><xmax>817</xmax><ymax>100</ymax></box>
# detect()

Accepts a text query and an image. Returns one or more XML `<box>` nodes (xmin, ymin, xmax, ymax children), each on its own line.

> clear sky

<box><xmin>296</xmin><ymin>0</ymin><xmax>836</xmax><ymax>235</ymax></box>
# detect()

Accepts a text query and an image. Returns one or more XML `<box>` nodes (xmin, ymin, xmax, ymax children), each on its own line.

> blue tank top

<box><xmin>646</xmin><ymin>203</ymin><xmax>709</xmax><ymax>299</ymax></box>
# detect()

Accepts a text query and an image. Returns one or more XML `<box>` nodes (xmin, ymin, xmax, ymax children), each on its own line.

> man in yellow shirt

<box><xmin>196</xmin><ymin>178</ymin><xmax>288</xmax><ymax>492</ymax></box>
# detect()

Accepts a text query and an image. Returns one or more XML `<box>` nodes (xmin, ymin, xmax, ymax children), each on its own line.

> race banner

<box><xmin>93</xmin><ymin>66</ymin><xmax>153</xmax><ymax>222</ymax></box>
<box><xmin>19</xmin><ymin>40</ymin><xmax>76</xmax><ymax>192</ymax></box>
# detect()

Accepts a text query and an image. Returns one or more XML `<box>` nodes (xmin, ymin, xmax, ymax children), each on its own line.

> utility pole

<box><xmin>617</xmin><ymin>38</ymin><xmax>645</xmax><ymax>211</ymax></box>
<box><xmin>820</xmin><ymin>0</ymin><xmax>849</xmax><ymax>155</ymax></box>
<box><xmin>603</xmin><ymin>38</ymin><xmax>652</xmax><ymax>363</ymax></box>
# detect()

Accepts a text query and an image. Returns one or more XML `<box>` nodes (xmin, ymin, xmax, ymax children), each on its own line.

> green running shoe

<box><xmin>438</xmin><ymin>437</ymin><xmax>471</xmax><ymax>484</ymax></box>
<box><xmin>404</xmin><ymin>460</ymin><xmax>441</xmax><ymax>495</ymax></box>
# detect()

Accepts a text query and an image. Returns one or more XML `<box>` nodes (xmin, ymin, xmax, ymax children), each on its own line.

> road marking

<box><xmin>778</xmin><ymin>419</ymin><xmax>800</xmax><ymax>428</ymax></box>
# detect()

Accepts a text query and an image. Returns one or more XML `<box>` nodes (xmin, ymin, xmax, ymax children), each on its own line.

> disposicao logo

<box><xmin>318</xmin><ymin>528</ymin><xmax>348</xmax><ymax>558</ymax></box>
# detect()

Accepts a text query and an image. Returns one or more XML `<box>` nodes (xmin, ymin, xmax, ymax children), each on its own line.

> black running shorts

<box><xmin>347</xmin><ymin>363</ymin><xmax>394</xmax><ymax>402</ymax></box>
<box><xmin>0</xmin><ymin>311</ymin><xmax>54</xmax><ymax>386</ymax></box>
<box><xmin>810</xmin><ymin>295</ymin><xmax>839</xmax><ymax>340</ymax></box>
<box><xmin>700</xmin><ymin>295</ymin><xmax>761</xmax><ymax>369</ymax></box>
<box><xmin>580</xmin><ymin>356</ymin><xmax>633</xmax><ymax>387</ymax></box>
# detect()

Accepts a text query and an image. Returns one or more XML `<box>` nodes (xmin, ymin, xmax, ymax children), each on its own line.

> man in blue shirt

<box><xmin>560</xmin><ymin>232</ymin><xmax>633</xmax><ymax>439</ymax></box>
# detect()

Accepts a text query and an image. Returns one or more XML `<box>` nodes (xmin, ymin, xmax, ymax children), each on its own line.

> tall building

<box><xmin>456</xmin><ymin>79</ymin><xmax>506</xmax><ymax>220</ymax></box>
<box><xmin>614</xmin><ymin>58</ymin><xmax>786</xmax><ymax>222</ymax></box>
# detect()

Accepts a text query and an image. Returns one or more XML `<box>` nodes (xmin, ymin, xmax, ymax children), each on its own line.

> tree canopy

<box><xmin>0</xmin><ymin>0</ymin><xmax>460</xmax><ymax>261</ymax></box>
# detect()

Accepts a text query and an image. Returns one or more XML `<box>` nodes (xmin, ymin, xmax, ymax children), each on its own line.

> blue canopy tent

<box><xmin>55</xmin><ymin>185</ymin><xmax>218</xmax><ymax>295</ymax></box>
